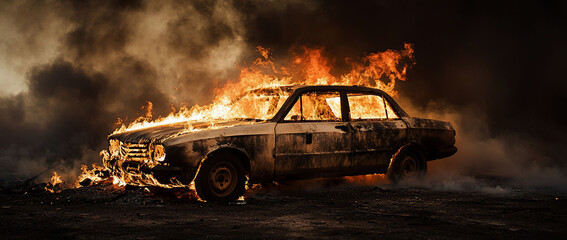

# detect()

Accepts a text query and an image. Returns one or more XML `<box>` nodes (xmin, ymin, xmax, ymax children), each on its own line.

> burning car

<box><xmin>103</xmin><ymin>85</ymin><xmax>456</xmax><ymax>202</ymax></box>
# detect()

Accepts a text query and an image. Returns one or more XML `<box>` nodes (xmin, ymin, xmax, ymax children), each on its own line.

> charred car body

<box><xmin>105</xmin><ymin>85</ymin><xmax>457</xmax><ymax>201</ymax></box>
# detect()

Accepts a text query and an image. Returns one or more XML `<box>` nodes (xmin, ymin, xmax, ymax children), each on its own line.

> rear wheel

<box><xmin>195</xmin><ymin>152</ymin><xmax>246</xmax><ymax>202</ymax></box>
<box><xmin>387</xmin><ymin>148</ymin><xmax>427</xmax><ymax>183</ymax></box>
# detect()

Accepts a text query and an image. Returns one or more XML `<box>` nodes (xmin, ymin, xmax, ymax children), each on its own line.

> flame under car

<box><xmin>105</xmin><ymin>85</ymin><xmax>457</xmax><ymax>202</ymax></box>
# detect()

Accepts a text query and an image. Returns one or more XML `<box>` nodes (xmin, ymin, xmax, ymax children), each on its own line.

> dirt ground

<box><xmin>1</xmin><ymin>177</ymin><xmax>566</xmax><ymax>240</ymax></box>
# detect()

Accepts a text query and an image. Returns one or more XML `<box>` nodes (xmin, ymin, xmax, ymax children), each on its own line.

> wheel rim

<box><xmin>400</xmin><ymin>155</ymin><xmax>419</xmax><ymax>178</ymax></box>
<box><xmin>208</xmin><ymin>161</ymin><xmax>238</xmax><ymax>197</ymax></box>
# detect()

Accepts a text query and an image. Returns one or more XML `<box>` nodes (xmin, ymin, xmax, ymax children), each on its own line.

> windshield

<box><xmin>222</xmin><ymin>89</ymin><xmax>292</xmax><ymax>121</ymax></box>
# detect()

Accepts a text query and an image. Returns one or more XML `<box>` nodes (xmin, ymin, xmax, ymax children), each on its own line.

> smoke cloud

<box><xmin>1</xmin><ymin>0</ymin><xmax>566</xmax><ymax>189</ymax></box>
<box><xmin>0</xmin><ymin>0</ymin><xmax>250</xmax><ymax>180</ymax></box>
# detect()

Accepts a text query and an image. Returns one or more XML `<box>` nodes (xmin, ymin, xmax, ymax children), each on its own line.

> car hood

<box><xmin>109</xmin><ymin>119</ymin><xmax>262</xmax><ymax>143</ymax></box>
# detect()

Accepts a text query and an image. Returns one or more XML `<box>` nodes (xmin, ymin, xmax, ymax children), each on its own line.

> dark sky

<box><xmin>0</xmin><ymin>0</ymin><xmax>566</xmax><ymax>177</ymax></box>
<box><xmin>237</xmin><ymin>0</ymin><xmax>567</xmax><ymax>165</ymax></box>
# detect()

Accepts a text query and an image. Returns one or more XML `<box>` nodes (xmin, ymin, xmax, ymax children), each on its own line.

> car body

<box><xmin>105</xmin><ymin>85</ymin><xmax>457</xmax><ymax>201</ymax></box>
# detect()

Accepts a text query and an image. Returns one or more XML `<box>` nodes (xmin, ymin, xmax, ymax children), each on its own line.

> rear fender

<box><xmin>387</xmin><ymin>143</ymin><xmax>427</xmax><ymax>172</ymax></box>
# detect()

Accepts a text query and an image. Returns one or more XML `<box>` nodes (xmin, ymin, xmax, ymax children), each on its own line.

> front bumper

<box><xmin>121</xmin><ymin>161</ymin><xmax>182</xmax><ymax>175</ymax></box>
<box><xmin>105</xmin><ymin>157</ymin><xmax>193</xmax><ymax>186</ymax></box>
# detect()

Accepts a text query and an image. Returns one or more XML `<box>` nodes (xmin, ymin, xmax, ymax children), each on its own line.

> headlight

<box><xmin>153</xmin><ymin>144</ymin><xmax>166</xmax><ymax>162</ymax></box>
<box><xmin>109</xmin><ymin>139</ymin><xmax>120</xmax><ymax>156</ymax></box>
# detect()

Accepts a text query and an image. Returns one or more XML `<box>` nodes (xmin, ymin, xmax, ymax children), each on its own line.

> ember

<box><xmin>44</xmin><ymin>171</ymin><xmax>62</xmax><ymax>193</ymax></box>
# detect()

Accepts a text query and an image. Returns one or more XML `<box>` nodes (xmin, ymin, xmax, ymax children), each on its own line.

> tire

<box><xmin>195</xmin><ymin>152</ymin><xmax>246</xmax><ymax>202</ymax></box>
<box><xmin>387</xmin><ymin>148</ymin><xmax>427</xmax><ymax>183</ymax></box>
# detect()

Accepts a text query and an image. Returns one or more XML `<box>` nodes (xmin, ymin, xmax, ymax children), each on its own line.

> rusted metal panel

<box><xmin>349</xmin><ymin>119</ymin><xmax>408</xmax><ymax>174</ymax></box>
<box><xmin>403</xmin><ymin>117</ymin><xmax>456</xmax><ymax>160</ymax></box>
<box><xmin>274</xmin><ymin>122</ymin><xmax>351</xmax><ymax>178</ymax></box>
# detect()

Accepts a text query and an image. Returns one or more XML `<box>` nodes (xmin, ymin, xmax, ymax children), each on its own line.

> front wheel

<box><xmin>387</xmin><ymin>148</ymin><xmax>427</xmax><ymax>183</ymax></box>
<box><xmin>195</xmin><ymin>152</ymin><xmax>246</xmax><ymax>202</ymax></box>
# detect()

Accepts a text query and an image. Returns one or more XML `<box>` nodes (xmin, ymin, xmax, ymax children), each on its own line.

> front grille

<box><xmin>120</xmin><ymin>142</ymin><xmax>150</xmax><ymax>161</ymax></box>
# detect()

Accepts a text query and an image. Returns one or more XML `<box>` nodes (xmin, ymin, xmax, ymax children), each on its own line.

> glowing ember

<box><xmin>45</xmin><ymin>171</ymin><xmax>62</xmax><ymax>193</ymax></box>
<box><xmin>51</xmin><ymin>171</ymin><xmax>62</xmax><ymax>186</ymax></box>
<box><xmin>344</xmin><ymin>174</ymin><xmax>389</xmax><ymax>185</ymax></box>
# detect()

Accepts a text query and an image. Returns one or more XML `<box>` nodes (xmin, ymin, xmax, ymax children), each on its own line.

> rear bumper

<box><xmin>428</xmin><ymin>146</ymin><xmax>457</xmax><ymax>161</ymax></box>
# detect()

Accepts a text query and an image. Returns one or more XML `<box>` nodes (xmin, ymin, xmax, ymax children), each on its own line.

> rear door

<box><xmin>274</xmin><ymin>91</ymin><xmax>352</xmax><ymax>178</ymax></box>
<box><xmin>346</xmin><ymin>92</ymin><xmax>407</xmax><ymax>174</ymax></box>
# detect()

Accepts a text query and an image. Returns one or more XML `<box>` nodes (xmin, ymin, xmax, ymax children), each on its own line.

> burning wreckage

<box><xmin>91</xmin><ymin>85</ymin><xmax>457</xmax><ymax>202</ymax></box>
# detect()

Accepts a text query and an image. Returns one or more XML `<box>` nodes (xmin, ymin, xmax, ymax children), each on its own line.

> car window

<box><xmin>228</xmin><ymin>91</ymin><xmax>290</xmax><ymax>120</ymax></box>
<box><xmin>347</xmin><ymin>93</ymin><xmax>398</xmax><ymax>120</ymax></box>
<box><xmin>284</xmin><ymin>91</ymin><xmax>342</xmax><ymax>121</ymax></box>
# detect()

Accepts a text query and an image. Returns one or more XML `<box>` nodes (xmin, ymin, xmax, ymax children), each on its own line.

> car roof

<box><xmin>250</xmin><ymin>85</ymin><xmax>388</xmax><ymax>95</ymax></box>
<box><xmin>291</xmin><ymin>85</ymin><xmax>385</xmax><ymax>93</ymax></box>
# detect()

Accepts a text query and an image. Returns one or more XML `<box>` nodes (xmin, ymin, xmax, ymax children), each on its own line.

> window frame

<box><xmin>271</xmin><ymin>86</ymin><xmax>408</xmax><ymax>123</ymax></box>
<box><xmin>343</xmin><ymin>90</ymin><xmax>401</xmax><ymax>122</ymax></box>
<box><xmin>278</xmin><ymin>90</ymin><xmax>349</xmax><ymax>122</ymax></box>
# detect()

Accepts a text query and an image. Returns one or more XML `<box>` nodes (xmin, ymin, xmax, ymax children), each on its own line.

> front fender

<box><xmin>163</xmin><ymin>123</ymin><xmax>277</xmax><ymax>183</ymax></box>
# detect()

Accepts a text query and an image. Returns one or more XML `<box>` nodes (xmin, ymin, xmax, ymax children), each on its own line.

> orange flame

<box><xmin>45</xmin><ymin>171</ymin><xmax>62</xmax><ymax>193</ymax></box>
<box><xmin>51</xmin><ymin>171</ymin><xmax>62</xmax><ymax>186</ymax></box>
<box><xmin>115</xmin><ymin>44</ymin><xmax>414</xmax><ymax>133</ymax></box>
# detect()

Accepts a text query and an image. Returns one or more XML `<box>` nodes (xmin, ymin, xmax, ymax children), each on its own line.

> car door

<box><xmin>346</xmin><ymin>92</ymin><xmax>408</xmax><ymax>174</ymax></box>
<box><xmin>274</xmin><ymin>91</ymin><xmax>352</xmax><ymax>179</ymax></box>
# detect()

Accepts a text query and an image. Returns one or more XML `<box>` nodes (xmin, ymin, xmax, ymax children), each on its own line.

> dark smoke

<box><xmin>0</xmin><ymin>0</ymin><xmax>246</xmax><ymax>180</ymax></box>
<box><xmin>1</xmin><ymin>0</ymin><xmax>566</xmax><ymax>187</ymax></box>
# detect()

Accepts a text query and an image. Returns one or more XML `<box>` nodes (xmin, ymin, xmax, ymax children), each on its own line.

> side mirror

<box><xmin>291</xmin><ymin>115</ymin><xmax>300</xmax><ymax>121</ymax></box>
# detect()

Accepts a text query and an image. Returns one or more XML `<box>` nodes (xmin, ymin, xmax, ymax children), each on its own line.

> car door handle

<box><xmin>335</xmin><ymin>125</ymin><xmax>350</xmax><ymax>132</ymax></box>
